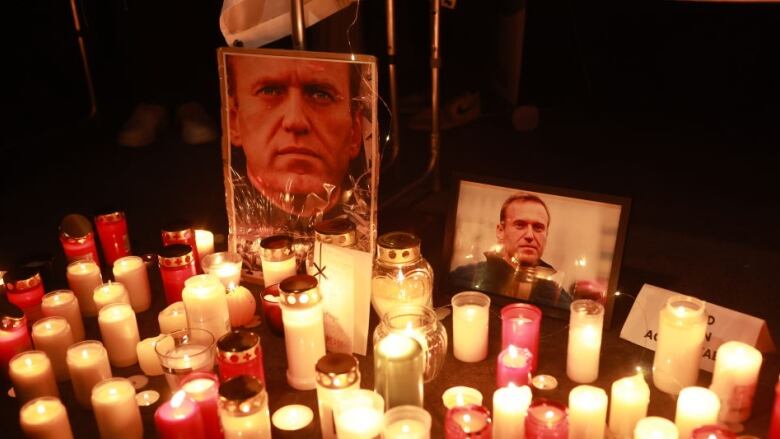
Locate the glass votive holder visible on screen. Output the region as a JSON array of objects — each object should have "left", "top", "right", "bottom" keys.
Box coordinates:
[
  {"left": 3, "top": 268, "right": 46, "bottom": 324},
  {"left": 155, "top": 328, "right": 216, "bottom": 390},
  {"left": 216, "top": 329, "right": 265, "bottom": 383},
  {"left": 525, "top": 399, "right": 568, "bottom": 439},
  {"left": 451, "top": 291, "right": 490, "bottom": 363},
  {"left": 501, "top": 303, "right": 542, "bottom": 371},
  {"left": 179, "top": 372, "right": 221, "bottom": 439},
  {"left": 158, "top": 244, "right": 198, "bottom": 304},
  {"left": 566, "top": 299, "right": 604, "bottom": 384},
  {"left": 496, "top": 345, "right": 532, "bottom": 388},
  {"left": 260, "top": 284, "right": 284, "bottom": 336},
  {"left": 94, "top": 210, "right": 131, "bottom": 267},
  {"left": 0, "top": 302, "right": 32, "bottom": 377},
  {"left": 272, "top": 404, "right": 316, "bottom": 437},
  {"left": 445, "top": 404, "right": 492, "bottom": 438},
  {"left": 383, "top": 405, "right": 432, "bottom": 439},
  {"left": 633, "top": 416, "right": 678, "bottom": 439},
  {"left": 59, "top": 214, "right": 100, "bottom": 266},
  {"left": 201, "top": 251, "right": 243, "bottom": 290},
  {"left": 334, "top": 389, "right": 385, "bottom": 439}
]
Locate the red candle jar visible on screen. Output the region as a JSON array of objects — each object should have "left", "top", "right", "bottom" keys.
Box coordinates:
[
  {"left": 162, "top": 221, "right": 201, "bottom": 273},
  {"left": 158, "top": 244, "right": 197, "bottom": 304},
  {"left": 180, "top": 372, "right": 223, "bottom": 439},
  {"left": 217, "top": 329, "right": 265, "bottom": 383},
  {"left": 445, "top": 404, "right": 492, "bottom": 439},
  {"left": 501, "top": 303, "right": 542, "bottom": 371},
  {"left": 154, "top": 390, "right": 206, "bottom": 439},
  {"left": 95, "top": 210, "right": 131, "bottom": 266},
  {"left": 260, "top": 284, "right": 284, "bottom": 336},
  {"left": 3, "top": 268, "right": 45, "bottom": 324},
  {"left": 691, "top": 425, "right": 737, "bottom": 438},
  {"left": 0, "top": 301, "right": 32, "bottom": 378},
  {"left": 525, "top": 399, "right": 568, "bottom": 439},
  {"left": 769, "top": 374, "right": 780, "bottom": 439},
  {"left": 496, "top": 345, "right": 532, "bottom": 388},
  {"left": 59, "top": 213, "right": 100, "bottom": 266}
]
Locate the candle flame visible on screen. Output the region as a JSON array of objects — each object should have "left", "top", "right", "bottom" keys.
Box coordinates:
[
  {"left": 109, "top": 388, "right": 118, "bottom": 396},
  {"left": 171, "top": 390, "right": 186, "bottom": 409},
  {"left": 82, "top": 349, "right": 90, "bottom": 359},
  {"left": 24, "top": 358, "right": 33, "bottom": 367},
  {"left": 462, "top": 413, "right": 472, "bottom": 432},
  {"left": 36, "top": 403, "right": 46, "bottom": 414},
  {"left": 544, "top": 410, "right": 554, "bottom": 420},
  {"left": 44, "top": 322, "right": 52, "bottom": 330},
  {"left": 240, "top": 402, "right": 252, "bottom": 414}
]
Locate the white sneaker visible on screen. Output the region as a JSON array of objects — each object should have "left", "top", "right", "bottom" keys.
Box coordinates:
[
  {"left": 118, "top": 104, "right": 169, "bottom": 147},
  {"left": 177, "top": 102, "right": 218, "bottom": 145}
]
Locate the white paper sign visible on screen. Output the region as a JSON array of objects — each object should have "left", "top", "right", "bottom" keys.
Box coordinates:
[{"left": 620, "top": 284, "right": 775, "bottom": 372}]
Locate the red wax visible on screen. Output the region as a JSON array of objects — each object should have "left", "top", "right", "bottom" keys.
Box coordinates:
[
  {"left": 95, "top": 213, "right": 131, "bottom": 266},
  {"left": 501, "top": 304, "right": 542, "bottom": 371},
  {"left": 769, "top": 375, "right": 780, "bottom": 439},
  {"left": 445, "top": 404, "right": 492, "bottom": 439},
  {"left": 160, "top": 264, "right": 197, "bottom": 304},
  {"left": 180, "top": 372, "right": 223, "bottom": 439},
  {"left": 60, "top": 232, "right": 101, "bottom": 266},
  {"left": 162, "top": 229, "right": 201, "bottom": 273},
  {"left": 572, "top": 280, "right": 607, "bottom": 304},
  {"left": 7, "top": 284, "right": 45, "bottom": 325},
  {"left": 496, "top": 346, "right": 532, "bottom": 388},
  {"left": 525, "top": 400, "right": 568, "bottom": 439},
  {"left": 260, "top": 284, "right": 284, "bottom": 336},
  {"left": 217, "top": 331, "right": 265, "bottom": 383},
  {"left": 691, "top": 425, "right": 737, "bottom": 438},
  {"left": 0, "top": 316, "right": 32, "bottom": 378},
  {"left": 154, "top": 391, "right": 206, "bottom": 439}
]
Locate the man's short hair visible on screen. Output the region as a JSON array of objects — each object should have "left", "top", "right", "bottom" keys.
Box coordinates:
[{"left": 499, "top": 192, "right": 551, "bottom": 226}]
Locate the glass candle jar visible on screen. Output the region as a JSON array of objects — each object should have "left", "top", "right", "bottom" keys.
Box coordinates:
[
  {"left": 709, "top": 341, "right": 763, "bottom": 424},
  {"left": 155, "top": 328, "right": 216, "bottom": 390},
  {"left": 316, "top": 353, "right": 361, "bottom": 439},
  {"left": 201, "top": 251, "right": 243, "bottom": 290},
  {"left": 445, "top": 404, "right": 492, "bottom": 439},
  {"left": 59, "top": 214, "right": 100, "bottom": 265},
  {"left": 496, "top": 345, "right": 532, "bottom": 388},
  {"left": 161, "top": 220, "right": 200, "bottom": 272},
  {"left": 279, "top": 275, "right": 326, "bottom": 390},
  {"left": 383, "top": 405, "right": 432, "bottom": 439},
  {"left": 260, "top": 284, "right": 284, "bottom": 336},
  {"left": 452, "top": 291, "right": 491, "bottom": 363},
  {"left": 334, "top": 389, "right": 385, "bottom": 439},
  {"left": 371, "top": 232, "right": 433, "bottom": 319},
  {"left": 180, "top": 372, "right": 221, "bottom": 439},
  {"left": 218, "top": 375, "right": 272, "bottom": 439},
  {"left": 0, "top": 302, "right": 31, "bottom": 378},
  {"left": 217, "top": 329, "right": 265, "bottom": 383},
  {"left": 182, "top": 274, "right": 231, "bottom": 342},
  {"left": 525, "top": 399, "right": 568, "bottom": 439},
  {"left": 566, "top": 299, "right": 604, "bottom": 384},
  {"left": 3, "top": 268, "right": 45, "bottom": 324},
  {"left": 158, "top": 244, "right": 198, "bottom": 304},
  {"left": 652, "top": 294, "right": 707, "bottom": 395},
  {"left": 374, "top": 333, "right": 424, "bottom": 409},
  {"left": 41, "top": 290, "right": 85, "bottom": 342},
  {"left": 94, "top": 210, "right": 131, "bottom": 266},
  {"left": 373, "top": 304, "right": 447, "bottom": 382},
  {"left": 259, "top": 235, "right": 297, "bottom": 288},
  {"left": 501, "top": 303, "right": 542, "bottom": 371}
]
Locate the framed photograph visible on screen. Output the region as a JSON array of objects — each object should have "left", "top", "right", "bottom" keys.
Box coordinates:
[
  {"left": 443, "top": 175, "right": 631, "bottom": 326},
  {"left": 217, "top": 47, "right": 379, "bottom": 282}
]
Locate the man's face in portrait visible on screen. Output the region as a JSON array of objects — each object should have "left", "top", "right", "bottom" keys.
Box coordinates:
[
  {"left": 496, "top": 200, "right": 549, "bottom": 267},
  {"left": 228, "top": 56, "right": 362, "bottom": 205}
]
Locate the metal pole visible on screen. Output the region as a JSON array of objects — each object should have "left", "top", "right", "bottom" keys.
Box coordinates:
[
  {"left": 69, "top": 0, "right": 97, "bottom": 118},
  {"left": 291, "top": 0, "right": 306, "bottom": 50},
  {"left": 382, "top": 0, "right": 400, "bottom": 170}
]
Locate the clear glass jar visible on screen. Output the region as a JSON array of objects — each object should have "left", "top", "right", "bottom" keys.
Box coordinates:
[
  {"left": 371, "top": 232, "right": 433, "bottom": 319},
  {"left": 373, "top": 304, "right": 447, "bottom": 383}
]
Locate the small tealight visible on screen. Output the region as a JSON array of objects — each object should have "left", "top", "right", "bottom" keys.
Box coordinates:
[
  {"left": 531, "top": 374, "right": 558, "bottom": 391},
  {"left": 135, "top": 390, "right": 160, "bottom": 407},
  {"left": 272, "top": 404, "right": 314, "bottom": 431},
  {"left": 442, "top": 386, "right": 483, "bottom": 410},
  {"left": 128, "top": 375, "right": 149, "bottom": 390}
]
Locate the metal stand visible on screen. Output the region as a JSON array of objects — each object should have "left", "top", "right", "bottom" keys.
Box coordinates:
[
  {"left": 291, "top": 0, "right": 306, "bottom": 49},
  {"left": 69, "top": 0, "right": 97, "bottom": 119},
  {"left": 382, "top": 0, "right": 401, "bottom": 171}
]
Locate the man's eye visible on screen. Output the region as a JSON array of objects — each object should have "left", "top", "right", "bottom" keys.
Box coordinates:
[
  {"left": 533, "top": 224, "right": 546, "bottom": 233},
  {"left": 256, "top": 85, "right": 284, "bottom": 96},
  {"left": 304, "top": 86, "right": 336, "bottom": 103}
]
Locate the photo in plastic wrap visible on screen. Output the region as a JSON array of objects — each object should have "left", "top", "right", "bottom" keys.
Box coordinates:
[
  {"left": 218, "top": 47, "right": 379, "bottom": 283},
  {"left": 442, "top": 176, "right": 630, "bottom": 326}
]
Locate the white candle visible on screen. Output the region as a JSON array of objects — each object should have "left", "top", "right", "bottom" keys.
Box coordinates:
[
  {"left": 675, "top": 386, "right": 720, "bottom": 439},
  {"left": 156, "top": 329, "right": 215, "bottom": 390},
  {"left": 136, "top": 334, "right": 173, "bottom": 376},
  {"left": 441, "top": 386, "right": 483, "bottom": 409},
  {"left": 92, "top": 281, "right": 130, "bottom": 312},
  {"left": 383, "top": 405, "right": 432, "bottom": 439},
  {"left": 279, "top": 276, "right": 326, "bottom": 390},
  {"left": 9, "top": 351, "right": 59, "bottom": 404},
  {"left": 451, "top": 292, "right": 490, "bottom": 362},
  {"left": 41, "top": 290, "right": 85, "bottom": 342},
  {"left": 91, "top": 378, "right": 143, "bottom": 439},
  {"left": 334, "top": 390, "right": 385, "bottom": 439},
  {"left": 709, "top": 341, "right": 763, "bottom": 424},
  {"left": 568, "top": 384, "right": 608, "bottom": 439},
  {"left": 272, "top": 404, "right": 314, "bottom": 431},
  {"left": 652, "top": 295, "right": 707, "bottom": 395},
  {"left": 98, "top": 303, "right": 140, "bottom": 367},
  {"left": 634, "top": 417, "right": 678, "bottom": 439},
  {"left": 31, "top": 316, "right": 74, "bottom": 381},
  {"left": 195, "top": 229, "right": 215, "bottom": 258},
  {"left": 609, "top": 372, "right": 650, "bottom": 438},
  {"left": 66, "top": 340, "right": 112, "bottom": 408},
  {"left": 158, "top": 301, "right": 188, "bottom": 334},
  {"left": 201, "top": 252, "right": 243, "bottom": 290},
  {"left": 316, "top": 353, "right": 361, "bottom": 439},
  {"left": 19, "top": 397, "right": 74, "bottom": 439},
  {"left": 182, "top": 274, "right": 230, "bottom": 341},
  {"left": 218, "top": 376, "right": 272, "bottom": 439},
  {"left": 112, "top": 256, "right": 152, "bottom": 312},
  {"left": 492, "top": 385, "right": 532, "bottom": 439},
  {"left": 566, "top": 300, "right": 604, "bottom": 383},
  {"left": 66, "top": 260, "right": 103, "bottom": 317}
]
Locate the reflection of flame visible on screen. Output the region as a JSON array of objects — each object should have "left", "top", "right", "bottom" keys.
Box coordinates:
[
  {"left": 489, "top": 244, "right": 503, "bottom": 254},
  {"left": 575, "top": 257, "right": 587, "bottom": 267}
]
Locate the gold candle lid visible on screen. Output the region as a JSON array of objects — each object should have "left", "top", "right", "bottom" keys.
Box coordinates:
[
  {"left": 95, "top": 210, "right": 125, "bottom": 223},
  {"left": 158, "top": 244, "right": 195, "bottom": 268},
  {"left": 217, "top": 330, "right": 261, "bottom": 363},
  {"left": 219, "top": 375, "right": 267, "bottom": 416},
  {"left": 3, "top": 268, "right": 42, "bottom": 292},
  {"left": 59, "top": 214, "right": 93, "bottom": 242},
  {"left": 259, "top": 235, "right": 294, "bottom": 261},
  {"left": 377, "top": 232, "right": 422, "bottom": 264},
  {"left": 279, "top": 275, "right": 320, "bottom": 308},
  {"left": 161, "top": 220, "right": 194, "bottom": 242},
  {"left": 316, "top": 353, "right": 360, "bottom": 389},
  {"left": 314, "top": 218, "right": 356, "bottom": 247},
  {"left": 0, "top": 300, "right": 25, "bottom": 330}
]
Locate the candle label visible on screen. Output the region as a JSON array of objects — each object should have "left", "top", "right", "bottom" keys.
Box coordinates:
[{"left": 218, "top": 345, "right": 260, "bottom": 363}]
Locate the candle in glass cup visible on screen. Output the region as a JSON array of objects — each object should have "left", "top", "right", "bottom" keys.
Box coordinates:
[
  {"left": 155, "top": 328, "right": 216, "bottom": 390},
  {"left": 383, "top": 405, "right": 432, "bottom": 439},
  {"left": 445, "top": 404, "right": 491, "bottom": 439},
  {"left": 31, "top": 316, "right": 73, "bottom": 381},
  {"left": 180, "top": 372, "right": 222, "bottom": 439},
  {"left": 501, "top": 303, "right": 542, "bottom": 371},
  {"left": 709, "top": 341, "right": 763, "bottom": 424},
  {"left": 279, "top": 275, "right": 326, "bottom": 390},
  {"left": 91, "top": 377, "right": 143, "bottom": 439},
  {"left": 568, "top": 385, "right": 608, "bottom": 439},
  {"left": 66, "top": 340, "right": 112, "bottom": 408},
  {"left": 608, "top": 371, "right": 650, "bottom": 438},
  {"left": 92, "top": 281, "right": 130, "bottom": 312},
  {"left": 492, "top": 385, "right": 532, "bottom": 439},
  {"left": 316, "top": 353, "right": 361, "bottom": 439},
  {"left": 633, "top": 417, "right": 678, "bottom": 439},
  {"left": 41, "top": 290, "right": 85, "bottom": 342},
  {"left": 496, "top": 345, "right": 532, "bottom": 388},
  {"left": 441, "top": 386, "right": 483, "bottom": 410},
  {"left": 334, "top": 389, "right": 385, "bottom": 439},
  {"left": 374, "top": 332, "right": 424, "bottom": 408},
  {"left": 201, "top": 251, "right": 243, "bottom": 290},
  {"left": 98, "top": 303, "right": 140, "bottom": 367},
  {"left": 272, "top": 404, "right": 315, "bottom": 436},
  {"left": 3, "top": 268, "right": 46, "bottom": 324},
  {"left": 112, "top": 256, "right": 152, "bottom": 312},
  {"left": 9, "top": 351, "right": 59, "bottom": 404},
  {"left": 159, "top": 244, "right": 198, "bottom": 304},
  {"left": 525, "top": 399, "right": 568, "bottom": 439},
  {"left": 218, "top": 375, "right": 272, "bottom": 439},
  {"left": 451, "top": 291, "right": 490, "bottom": 363},
  {"left": 95, "top": 210, "right": 131, "bottom": 266},
  {"left": 155, "top": 390, "right": 206, "bottom": 439},
  {"left": 259, "top": 235, "right": 297, "bottom": 288},
  {"left": 217, "top": 329, "right": 265, "bottom": 383},
  {"left": 182, "top": 274, "right": 230, "bottom": 341},
  {"left": 66, "top": 259, "right": 103, "bottom": 317},
  {"left": 0, "top": 302, "right": 32, "bottom": 377},
  {"left": 260, "top": 284, "right": 284, "bottom": 336},
  {"left": 136, "top": 335, "right": 173, "bottom": 376},
  {"left": 162, "top": 220, "right": 201, "bottom": 272},
  {"left": 675, "top": 386, "right": 720, "bottom": 439},
  {"left": 691, "top": 425, "right": 737, "bottom": 438},
  {"left": 19, "top": 396, "right": 74, "bottom": 439},
  {"left": 566, "top": 299, "right": 604, "bottom": 383},
  {"left": 60, "top": 213, "right": 101, "bottom": 265},
  {"left": 195, "top": 229, "right": 215, "bottom": 258},
  {"left": 158, "top": 301, "right": 188, "bottom": 334}
]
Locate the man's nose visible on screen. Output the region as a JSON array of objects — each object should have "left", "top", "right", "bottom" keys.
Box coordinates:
[{"left": 281, "top": 89, "right": 310, "bottom": 134}]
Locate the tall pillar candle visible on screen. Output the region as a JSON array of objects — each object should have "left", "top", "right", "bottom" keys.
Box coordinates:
[
  {"left": 652, "top": 294, "right": 707, "bottom": 395},
  {"left": 182, "top": 274, "right": 231, "bottom": 341},
  {"left": 634, "top": 417, "right": 678, "bottom": 439},
  {"left": 492, "top": 385, "right": 532, "bottom": 439},
  {"left": 98, "top": 303, "right": 140, "bottom": 367},
  {"left": 66, "top": 340, "right": 112, "bottom": 408},
  {"left": 19, "top": 397, "right": 74, "bottom": 439},
  {"left": 608, "top": 372, "right": 650, "bottom": 438},
  {"left": 136, "top": 335, "right": 172, "bottom": 376},
  {"left": 568, "top": 385, "right": 608, "bottom": 439},
  {"left": 41, "top": 290, "right": 85, "bottom": 342},
  {"left": 451, "top": 291, "right": 490, "bottom": 362},
  {"left": 158, "top": 301, "right": 188, "bottom": 334},
  {"left": 316, "top": 353, "right": 361, "bottom": 439},
  {"left": 180, "top": 372, "right": 222, "bottom": 439},
  {"left": 3, "top": 268, "right": 46, "bottom": 324},
  {"left": 218, "top": 375, "right": 272, "bottom": 439},
  {"left": 0, "top": 303, "right": 32, "bottom": 377},
  {"left": 524, "top": 400, "right": 568, "bottom": 439},
  {"left": 66, "top": 260, "right": 102, "bottom": 317},
  {"left": 334, "top": 389, "right": 385, "bottom": 439},
  {"left": 195, "top": 229, "right": 215, "bottom": 258},
  {"left": 259, "top": 235, "right": 297, "bottom": 287},
  {"left": 91, "top": 377, "right": 143, "bottom": 439},
  {"left": 675, "top": 386, "right": 720, "bottom": 439},
  {"left": 383, "top": 405, "right": 432, "bottom": 439},
  {"left": 31, "top": 316, "right": 74, "bottom": 381},
  {"left": 155, "top": 390, "right": 206, "bottom": 439},
  {"left": 92, "top": 281, "right": 130, "bottom": 312},
  {"left": 95, "top": 210, "right": 131, "bottom": 266},
  {"left": 113, "top": 256, "right": 152, "bottom": 312},
  {"left": 566, "top": 299, "right": 604, "bottom": 383},
  {"left": 374, "top": 333, "right": 424, "bottom": 408},
  {"left": 500, "top": 303, "right": 542, "bottom": 371},
  {"left": 496, "top": 345, "right": 532, "bottom": 388},
  {"left": 9, "top": 351, "right": 59, "bottom": 404},
  {"left": 279, "top": 275, "right": 326, "bottom": 390},
  {"left": 159, "top": 244, "right": 198, "bottom": 304},
  {"left": 709, "top": 341, "right": 763, "bottom": 424},
  {"left": 445, "top": 404, "right": 492, "bottom": 439}
]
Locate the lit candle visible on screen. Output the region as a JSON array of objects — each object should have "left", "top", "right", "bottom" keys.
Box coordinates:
[
  {"left": 217, "top": 329, "right": 265, "bottom": 383},
  {"left": 568, "top": 385, "right": 608, "bottom": 439},
  {"left": 316, "top": 353, "right": 361, "bottom": 439},
  {"left": 633, "top": 417, "right": 678, "bottom": 439},
  {"left": 161, "top": 221, "right": 201, "bottom": 272},
  {"left": 374, "top": 333, "right": 424, "bottom": 408},
  {"left": 496, "top": 345, "right": 532, "bottom": 388},
  {"left": 155, "top": 390, "right": 206, "bottom": 439},
  {"left": 195, "top": 229, "right": 215, "bottom": 258},
  {"left": 279, "top": 275, "right": 326, "bottom": 390},
  {"left": 92, "top": 281, "right": 130, "bottom": 312},
  {"left": 608, "top": 372, "right": 650, "bottom": 438},
  {"left": 155, "top": 328, "right": 215, "bottom": 390},
  {"left": 566, "top": 299, "right": 604, "bottom": 383},
  {"left": 201, "top": 251, "right": 243, "bottom": 290},
  {"left": 41, "top": 290, "right": 85, "bottom": 342},
  {"left": 652, "top": 294, "right": 707, "bottom": 395},
  {"left": 709, "top": 341, "right": 763, "bottom": 424},
  {"left": 66, "top": 260, "right": 103, "bottom": 317},
  {"left": 675, "top": 386, "right": 720, "bottom": 439},
  {"left": 0, "top": 303, "right": 32, "bottom": 377},
  {"left": 8, "top": 351, "right": 59, "bottom": 404},
  {"left": 136, "top": 334, "right": 172, "bottom": 376},
  {"left": 441, "top": 386, "right": 483, "bottom": 410},
  {"left": 66, "top": 340, "right": 112, "bottom": 408},
  {"left": 159, "top": 244, "right": 198, "bottom": 304},
  {"left": 272, "top": 404, "right": 314, "bottom": 434},
  {"left": 691, "top": 425, "right": 737, "bottom": 438},
  {"left": 524, "top": 400, "right": 568, "bottom": 439},
  {"left": 98, "top": 303, "right": 140, "bottom": 367},
  {"left": 444, "top": 404, "right": 492, "bottom": 438},
  {"left": 59, "top": 213, "right": 101, "bottom": 265},
  {"left": 91, "top": 377, "right": 143, "bottom": 439},
  {"left": 158, "top": 301, "right": 188, "bottom": 334},
  {"left": 182, "top": 274, "right": 231, "bottom": 342},
  {"left": 260, "top": 285, "right": 283, "bottom": 335},
  {"left": 94, "top": 210, "right": 131, "bottom": 267},
  {"left": 451, "top": 291, "right": 490, "bottom": 363},
  {"left": 259, "top": 235, "right": 297, "bottom": 288},
  {"left": 769, "top": 374, "right": 780, "bottom": 439},
  {"left": 112, "top": 256, "right": 152, "bottom": 312},
  {"left": 334, "top": 389, "right": 385, "bottom": 439},
  {"left": 383, "top": 405, "right": 432, "bottom": 439},
  {"left": 19, "top": 396, "right": 74, "bottom": 439},
  {"left": 31, "top": 316, "right": 74, "bottom": 381},
  {"left": 3, "top": 268, "right": 46, "bottom": 324},
  {"left": 180, "top": 372, "right": 222, "bottom": 439},
  {"left": 492, "top": 385, "right": 532, "bottom": 439},
  {"left": 500, "top": 303, "right": 542, "bottom": 371},
  {"left": 218, "top": 375, "right": 272, "bottom": 439}
]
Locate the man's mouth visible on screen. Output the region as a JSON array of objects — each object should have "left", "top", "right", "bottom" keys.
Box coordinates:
[{"left": 277, "top": 146, "right": 320, "bottom": 158}]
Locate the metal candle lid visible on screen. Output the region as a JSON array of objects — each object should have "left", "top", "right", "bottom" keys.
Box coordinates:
[
  {"left": 314, "top": 218, "right": 356, "bottom": 247},
  {"left": 316, "top": 353, "right": 360, "bottom": 389},
  {"left": 279, "top": 275, "right": 320, "bottom": 308},
  {"left": 158, "top": 244, "right": 195, "bottom": 268},
  {"left": 59, "top": 214, "right": 93, "bottom": 241},
  {"left": 95, "top": 210, "right": 125, "bottom": 223},
  {"left": 219, "top": 375, "right": 267, "bottom": 415},
  {"left": 217, "top": 330, "right": 261, "bottom": 363},
  {"left": 259, "top": 235, "right": 294, "bottom": 261},
  {"left": 0, "top": 300, "right": 25, "bottom": 330},
  {"left": 3, "top": 267, "right": 42, "bottom": 292},
  {"left": 377, "top": 232, "right": 422, "bottom": 264},
  {"left": 161, "top": 220, "right": 194, "bottom": 241}
]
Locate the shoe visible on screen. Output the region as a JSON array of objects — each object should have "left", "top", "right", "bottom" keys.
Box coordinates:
[
  {"left": 408, "top": 91, "right": 481, "bottom": 131},
  {"left": 118, "top": 104, "right": 169, "bottom": 147},
  {"left": 177, "top": 101, "right": 218, "bottom": 145}
]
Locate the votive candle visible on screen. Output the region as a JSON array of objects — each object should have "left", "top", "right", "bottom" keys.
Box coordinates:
[
  {"left": 60, "top": 213, "right": 100, "bottom": 265},
  {"left": 136, "top": 335, "right": 172, "bottom": 376},
  {"left": 112, "top": 256, "right": 152, "bottom": 312},
  {"left": 769, "top": 374, "right": 780, "bottom": 439},
  {"left": 374, "top": 333, "right": 424, "bottom": 408},
  {"left": 709, "top": 340, "right": 763, "bottom": 424},
  {"left": 155, "top": 390, "right": 206, "bottom": 439},
  {"left": 158, "top": 301, "right": 188, "bottom": 334},
  {"left": 94, "top": 210, "right": 131, "bottom": 266},
  {"left": 496, "top": 345, "right": 532, "bottom": 388},
  {"left": 492, "top": 385, "right": 532, "bottom": 439},
  {"left": 97, "top": 303, "right": 140, "bottom": 367},
  {"left": 451, "top": 291, "right": 490, "bottom": 362},
  {"left": 91, "top": 377, "right": 143, "bottom": 439},
  {"left": 19, "top": 396, "right": 74, "bottom": 439},
  {"left": 66, "top": 340, "right": 112, "bottom": 408},
  {"left": 444, "top": 404, "right": 491, "bottom": 439},
  {"left": 92, "top": 281, "right": 130, "bottom": 312},
  {"left": 500, "top": 303, "right": 542, "bottom": 371},
  {"left": 383, "top": 405, "right": 432, "bottom": 439},
  {"left": 182, "top": 274, "right": 231, "bottom": 341},
  {"left": 161, "top": 221, "right": 201, "bottom": 272},
  {"left": 217, "top": 329, "right": 265, "bottom": 383},
  {"left": 180, "top": 372, "right": 222, "bottom": 439},
  {"left": 691, "top": 425, "right": 737, "bottom": 438},
  {"left": 568, "top": 385, "right": 608, "bottom": 439},
  {"left": 279, "top": 275, "right": 326, "bottom": 390},
  {"left": 3, "top": 268, "right": 46, "bottom": 324},
  {"left": 316, "top": 353, "right": 361, "bottom": 439},
  {"left": 195, "top": 229, "right": 215, "bottom": 258},
  {"left": 41, "top": 290, "right": 85, "bottom": 342},
  {"left": 259, "top": 235, "right": 297, "bottom": 288},
  {"left": 31, "top": 316, "right": 73, "bottom": 381},
  {"left": 442, "top": 386, "right": 483, "bottom": 410},
  {"left": 9, "top": 351, "right": 59, "bottom": 404},
  {"left": 634, "top": 417, "right": 678, "bottom": 439},
  {"left": 334, "top": 389, "right": 385, "bottom": 439},
  {"left": 675, "top": 386, "right": 720, "bottom": 439},
  {"left": 218, "top": 375, "right": 272, "bottom": 439},
  {"left": 66, "top": 260, "right": 102, "bottom": 317},
  {"left": 159, "top": 244, "right": 198, "bottom": 304},
  {"left": 652, "top": 294, "right": 707, "bottom": 395},
  {"left": 525, "top": 399, "right": 568, "bottom": 439},
  {"left": 608, "top": 372, "right": 650, "bottom": 438},
  {"left": 0, "top": 303, "right": 32, "bottom": 377},
  {"left": 566, "top": 299, "right": 604, "bottom": 383}
]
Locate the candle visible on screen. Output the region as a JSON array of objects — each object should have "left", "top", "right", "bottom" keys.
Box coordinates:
[
  {"left": 31, "top": 316, "right": 74, "bottom": 381},
  {"left": 316, "top": 353, "right": 361, "bottom": 439},
  {"left": 91, "top": 377, "right": 143, "bottom": 439},
  {"left": 442, "top": 386, "right": 483, "bottom": 410},
  {"left": 60, "top": 213, "right": 101, "bottom": 265},
  {"left": 608, "top": 372, "right": 650, "bottom": 438},
  {"left": 525, "top": 400, "right": 568, "bottom": 439},
  {"left": 3, "top": 268, "right": 46, "bottom": 324},
  {"left": 182, "top": 274, "right": 231, "bottom": 341},
  {"left": 41, "top": 290, "right": 85, "bottom": 342},
  {"left": 770, "top": 374, "right": 780, "bottom": 439},
  {"left": 496, "top": 345, "right": 532, "bottom": 388},
  {"left": 568, "top": 385, "right": 608, "bottom": 439},
  {"left": 675, "top": 386, "right": 720, "bottom": 439},
  {"left": 95, "top": 210, "right": 131, "bottom": 266},
  {"left": 279, "top": 275, "right": 326, "bottom": 390},
  {"left": 218, "top": 375, "right": 272, "bottom": 439},
  {"left": 92, "top": 281, "right": 130, "bottom": 312},
  {"left": 531, "top": 374, "right": 558, "bottom": 391},
  {"left": 66, "top": 340, "right": 112, "bottom": 408},
  {"left": 195, "top": 229, "right": 215, "bottom": 258},
  {"left": 155, "top": 328, "right": 216, "bottom": 390},
  {"left": 634, "top": 417, "right": 678, "bottom": 439},
  {"left": 9, "top": 351, "right": 59, "bottom": 404},
  {"left": 334, "top": 389, "right": 385, "bottom": 439},
  {"left": 66, "top": 260, "right": 103, "bottom": 317},
  {"left": 451, "top": 291, "right": 490, "bottom": 362},
  {"left": 0, "top": 302, "right": 32, "bottom": 377},
  {"left": 500, "top": 303, "right": 542, "bottom": 371},
  {"left": 201, "top": 251, "right": 243, "bottom": 290},
  {"left": 260, "top": 284, "right": 284, "bottom": 335},
  {"left": 566, "top": 299, "right": 604, "bottom": 383},
  {"left": 162, "top": 220, "right": 201, "bottom": 272},
  {"left": 272, "top": 404, "right": 314, "bottom": 432},
  {"left": 113, "top": 256, "right": 152, "bottom": 312},
  {"left": 98, "top": 303, "right": 140, "bottom": 367},
  {"left": 383, "top": 405, "right": 432, "bottom": 439},
  {"left": 155, "top": 390, "right": 206, "bottom": 439},
  {"left": 180, "top": 372, "right": 222, "bottom": 439},
  {"left": 217, "top": 329, "right": 265, "bottom": 383},
  {"left": 691, "top": 425, "right": 737, "bottom": 438},
  {"left": 444, "top": 404, "right": 492, "bottom": 438},
  {"left": 159, "top": 244, "right": 199, "bottom": 304},
  {"left": 259, "top": 235, "right": 297, "bottom": 288},
  {"left": 158, "top": 301, "right": 188, "bottom": 334},
  {"left": 19, "top": 397, "right": 74, "bottom": 439},
  {"left": 374, "top": 333, "right": 425, "bottom": 408},
  {"left": 652, "top": 294, "right": 708, "bottom": 395},
  {"left": 709, "top": 341, "right": 763, "bottom": 424},
  {"left": 492, "top": 385, "right": 532, "bottom": 439},
  {"left": 136, "top": 334, "right": 173, "bottom": 376}
]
